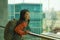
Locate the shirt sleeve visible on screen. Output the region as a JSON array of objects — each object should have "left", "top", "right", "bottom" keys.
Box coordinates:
[{"left": 15, "top": 22, "right": 27, "bottom": 36}]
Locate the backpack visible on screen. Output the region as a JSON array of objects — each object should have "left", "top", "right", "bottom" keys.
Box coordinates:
[
  {"left": 4, "top": 19, "right": 31, "bottom": 40},
  {"left": 4, "top": 19, "right": 17, "bottom": 40}
]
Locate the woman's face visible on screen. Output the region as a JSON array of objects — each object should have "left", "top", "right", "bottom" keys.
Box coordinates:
[{"left": 24, "top": 12, "right": 30, "bottom": 21}]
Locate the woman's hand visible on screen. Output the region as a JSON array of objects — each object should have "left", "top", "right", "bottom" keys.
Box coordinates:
[{"left": 25, "top": 30, "right": 30, "bottom": 34}]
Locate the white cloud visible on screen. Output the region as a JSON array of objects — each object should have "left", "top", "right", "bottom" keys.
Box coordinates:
[
  {"left": 8, "top": 0, "right": 23, "bottom": 4},
  {"left": 24, "top": 0, "right": 41, "bottom": 4},
  {"left": 49, "top": 0, "right": 60, "bottom": 11},
  {"left": 8, "top": 0, "right": 60, "bottom": 11}
]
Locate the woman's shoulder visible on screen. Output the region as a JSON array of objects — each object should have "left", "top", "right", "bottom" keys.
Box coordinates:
[{"left": 22, "top": 21, "right": 27, "bottom": 25}]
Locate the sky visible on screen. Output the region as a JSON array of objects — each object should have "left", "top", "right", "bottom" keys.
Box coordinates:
[{"left": 8, "top": 0, "right": 60, "bottom": 11}]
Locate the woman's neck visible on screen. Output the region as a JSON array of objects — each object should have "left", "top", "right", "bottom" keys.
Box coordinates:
[{"left": 25, "top": 19, "right": 28, "bottom": 22}]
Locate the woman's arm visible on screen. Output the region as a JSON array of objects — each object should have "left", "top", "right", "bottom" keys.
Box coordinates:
[{"left": 15, "top": 22, "right": 27, "bottom": 36}]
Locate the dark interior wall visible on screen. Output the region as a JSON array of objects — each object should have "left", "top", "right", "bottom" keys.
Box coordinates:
[{"left": 0, "top": 0, "right": 8, "bottom": 26}]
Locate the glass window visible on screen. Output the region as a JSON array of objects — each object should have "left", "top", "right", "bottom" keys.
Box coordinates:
[{"left": 8, "top": 0, "right": 60, "bottom": 40}]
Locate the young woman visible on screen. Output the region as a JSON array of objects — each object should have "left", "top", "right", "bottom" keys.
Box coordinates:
[{"left": 14, "top": 9, "right": 31, "bottom": 40}]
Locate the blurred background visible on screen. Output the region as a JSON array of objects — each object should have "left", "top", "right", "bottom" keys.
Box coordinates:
[{"left": 0, "top": 0, "right": 60, "bottom": 40}]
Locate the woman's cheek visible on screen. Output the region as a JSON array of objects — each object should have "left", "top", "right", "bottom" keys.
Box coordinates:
[{"left": 27, "top": 16, "right": 30, "bottom": 20}]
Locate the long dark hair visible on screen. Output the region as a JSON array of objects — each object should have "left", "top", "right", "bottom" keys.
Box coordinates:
[{"left": 16, "top": 9, "right": 30, "bottom": 26}]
